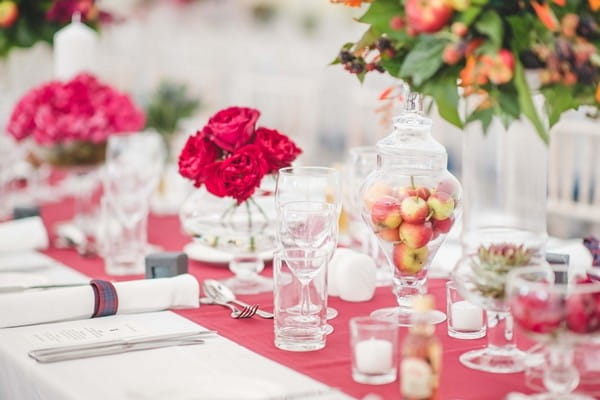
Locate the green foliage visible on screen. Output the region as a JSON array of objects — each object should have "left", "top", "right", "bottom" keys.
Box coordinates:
[
  {"left": 0, "top": 0, "right": 100, "bottom": 58},
  {"left": 398, "top": 35, "right": 447, "bottom": 86},
  {"left": 145, "top": 81, "right": 201, "bottom": 138},
  {"left": 334, "top": 0, "right": 600, "bottom": 144}
]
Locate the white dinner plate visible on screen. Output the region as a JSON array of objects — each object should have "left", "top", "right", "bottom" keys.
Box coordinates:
[
  {"left": 183, "top": 242, "right": 274, "bottom": 265},
  {"left": 0, "top": 273, "right": 50, "bottom": 288}
]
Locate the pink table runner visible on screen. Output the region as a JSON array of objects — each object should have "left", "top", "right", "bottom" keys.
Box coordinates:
[{"left": 40, "top": 200, "right": 533, "bottom": 400}]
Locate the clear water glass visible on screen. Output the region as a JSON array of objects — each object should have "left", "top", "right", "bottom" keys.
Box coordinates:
[
  {"left": 274, "top": 247, "right": 328, "bottom": 352},
  {"left": 275, "top": 166, "right": 341, "bottom": 321}
]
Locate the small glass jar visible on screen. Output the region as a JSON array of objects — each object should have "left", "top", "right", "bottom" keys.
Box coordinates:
[{"left": 360, "top": 93, "right": 462, "bottom": 326}]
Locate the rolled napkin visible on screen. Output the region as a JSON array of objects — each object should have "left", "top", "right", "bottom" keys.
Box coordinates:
[
  {"left": 0, "top": 274, "right": 199, "bottom": 328},
  {"left": 0, "top": 216, "right": 49, "bottom": 253},
  {"left": 329, "top": 248, "right": 377, "bottom": 302}
]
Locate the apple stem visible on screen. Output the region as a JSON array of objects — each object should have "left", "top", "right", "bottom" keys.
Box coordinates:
[
  {"left": 410, "top": 175, "right": 416, "bottom": 189},
  {"left": 426, "top": 209, "right": 434, "bottom": 221}
]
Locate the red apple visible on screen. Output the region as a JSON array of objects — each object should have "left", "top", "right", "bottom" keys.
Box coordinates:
[
  {"left": 398, "top": 186, "right": 430, "bottom": 201},
  {"left": 364, "top": 183, "right": 393, "bottom": 210},
  {"left": 0, "top": 1, "right": 18, "bottom": 28},
  {"left": 371, "top": 196, "right": 402, "bottom": 229},
  {"left": 393, "top": 243, "right": 429, "bottom": 275},
  {"left": 377, "top": 227, "right": 401, "bottom": 242},
  {"left": 399, "top": 221, "right": 433, "bottom": 249},
  {"left": 405, "top": 0, "right": 453, "bottom": 34},
  {"left": 427, "top": 192, "right": 455, "bottom": 221},
  {"left": 436, "top": 178, "right": 459, "bottom": 197},
  {"left": 400, "top": 196, "right": 429, "bottom": 224},
  {"left": 432, "top": 216, "right": 454, "bottom": 234}
]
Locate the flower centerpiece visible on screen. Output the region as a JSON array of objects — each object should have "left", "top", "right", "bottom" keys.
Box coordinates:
[
  {"left": 178, "top": 106, "right": 301, "bottom": 294},
  {"left": 0, "top": 0, "right": 109, "bottom": 57},
  {"left": 7, "top": 73, "right": 145, "bottom": 167},
  {"left": 330, "top": 0, "right": 600, "bottom": 143}
]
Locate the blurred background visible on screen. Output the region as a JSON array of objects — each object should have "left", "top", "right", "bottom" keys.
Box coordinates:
[{"left": 0, "top": 0, "right": 597, "bottom": 239}]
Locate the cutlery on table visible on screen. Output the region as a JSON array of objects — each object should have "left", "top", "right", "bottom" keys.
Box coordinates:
[
  {"left": 0, "top": 282, "right": 91, "bottom": 294},
  {"left": 203, "top": 280, "right": 273, "bottom": 319},
  {"left": 200, "top": 297, "right": 258, "bottom": 319},
  {"left": 29, "top": 331, "right": 216, "bottom": 363}
]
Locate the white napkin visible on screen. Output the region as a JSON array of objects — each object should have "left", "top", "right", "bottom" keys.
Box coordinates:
[
  {"left": 329, "top": 249, "right": 377, "bottom": 302},
  {"left": 0, "top": 217, "right": 49, "bottom": 254},
  {"left": 0, "top": 274, "right": 199, "bottom": 328}
]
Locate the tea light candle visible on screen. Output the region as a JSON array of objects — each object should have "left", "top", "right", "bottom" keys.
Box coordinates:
[
  {"left": 355, "top": 338, "right": 393, "bottom": 374},
  {"left": 451, "top": 300, "right": 484, "bottom": 331},
  {"left": 54, "top": 14, "right": 98, "bottom": 80}
]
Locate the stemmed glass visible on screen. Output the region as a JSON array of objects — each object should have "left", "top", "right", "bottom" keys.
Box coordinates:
[
  {"left": 275, "top": 166, "right": 342, "bottom": 321},
  {"left": 507, "top": 265, "right": 600, "bottom": 399}
]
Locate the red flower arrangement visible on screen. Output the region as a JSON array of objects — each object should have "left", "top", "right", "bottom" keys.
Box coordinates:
[
  {"left": 7, "top": 73, "right": 145, "bottom": 146},
  {"left": 178, "top": 107, "right": 302, "bottom": 204}
]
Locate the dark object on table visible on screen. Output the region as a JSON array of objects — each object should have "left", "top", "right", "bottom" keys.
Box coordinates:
[
  {"left": 583, "top": 236, "right": 600, "bottom": 266},
  {"left": 145, "top": 252, "right": 188, "bottom": 279},
  {"left": 13, "top": 206, "right": 40, "bottom": 220},
  {"left": 546, "top": 253, "right": 569, "bottom": 284}
]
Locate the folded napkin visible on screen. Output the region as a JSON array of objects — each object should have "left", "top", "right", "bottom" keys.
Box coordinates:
[
  {"left": 0, "top": 274, "right": 199, "bottom": 328},
  {"left": 328, "top": 248, "right": 376, "bottom": 302},
  {"left": 583, "top": 236, "right": 600, "bottom": 266},
  {"left": 0, "top": 217, "right": 49, "bottom": 254}
]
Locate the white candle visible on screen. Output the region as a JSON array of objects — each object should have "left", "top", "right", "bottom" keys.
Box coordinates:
[
  {"left": 355, "top": 338, "right": 393, "bottom": 374},
  {"left": 451, "top": 300, "right": 484, "bottom": 331},
  {"left": 54, "top": 15, "right": 98, "bottom": 80}
]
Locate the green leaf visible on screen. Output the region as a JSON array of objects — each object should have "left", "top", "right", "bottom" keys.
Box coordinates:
[
  {"left": 459, "top": 6, "right": 484, "bottom": 25},
  {"left": 421, "top": 71, "right": 463, "bottom": 128},
  {"left": 354, "top": 27, "right": 379, "bottom": 52},
  {"left": 399, "top": 36, "right": 447, "bottom": 86},
  {"left": 466, "top": 107, "right": 494, "bottom": 132},
  {"left": 474, "top": 10, "right": 503, "bottom": 50},
  {"left": 359, "top": 0, "right": 403, "bottom": 32},
  {"left": 541, "top": 85, "right": 578, "bottom": 127},
  {"left": 512, "top": 57, "right": 549, "bottom": 144},
  {"left": 380, "top": 57, "right": 403, "bottom": 78}
]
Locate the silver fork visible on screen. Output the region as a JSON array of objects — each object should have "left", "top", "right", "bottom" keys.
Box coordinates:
[
  {"left": 200, "top": 297, "right": 257, "bottom": 319},
  {"left": 235, "top": 304, "right": 258, "bottom": 319}
]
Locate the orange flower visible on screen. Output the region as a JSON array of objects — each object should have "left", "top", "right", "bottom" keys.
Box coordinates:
[
  {"left": 329, "top": 0, "right": 372, "bottom": 7},
  {"left": 531, "top": 1, "right": 559, "bottom": 31},
  {"left": 596, "top": 82, "right": 600, "bottom": 103},
  {"left": 460, "top": 56, "right": 488, "bottom": 89},
  {"left": 590, "top": 0, "right": 600, "bottom": 11},
  {"left": 552, "top": 0, "right": 566, "bottom": 5}
]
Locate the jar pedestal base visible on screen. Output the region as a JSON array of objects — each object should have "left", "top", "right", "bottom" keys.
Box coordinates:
[
  {"left": 459, "top": 347, "right": 526, "bottom": 374},
  {"left": 370, "top": 306, "right": 446, "bottom": 327}
]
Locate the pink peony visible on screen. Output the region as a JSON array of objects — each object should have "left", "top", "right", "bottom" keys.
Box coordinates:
[{"left": 7, "top": 73, "right": 145, "bottom": 146}]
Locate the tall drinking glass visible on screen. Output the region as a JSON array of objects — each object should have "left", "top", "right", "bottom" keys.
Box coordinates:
[
  {"left": 275, "top": 166, "right": 341, "bottom": 321},
  {"left": 102, "top": 132, "right": 166, "bottom": 275},
  {"left": 274, "top": 247, "right": 329, "bottom": 352}
]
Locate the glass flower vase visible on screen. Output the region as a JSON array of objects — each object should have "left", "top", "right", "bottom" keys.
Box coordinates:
[
  {"left": 34, "top": 141, "right": 106, "bottom": 237},
  {"left": 359, "top": 93, "right": 462, "bottom": 326},
  {"left": 179, "top": 186, "right": 277, "bottom": 294}
]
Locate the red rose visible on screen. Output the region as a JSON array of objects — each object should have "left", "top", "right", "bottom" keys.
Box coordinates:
[
  {"left": 178, "top": 130, "right": 221, "bottom": 187},
  {"left": 205, "top": 107, "right": 260, "bottom": 152},
  {"left": 204, "top": 144, "right": 268, "bottom": 203},
  {"left": 254, "top": 127, "right": 302, "bottom": 173}
]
